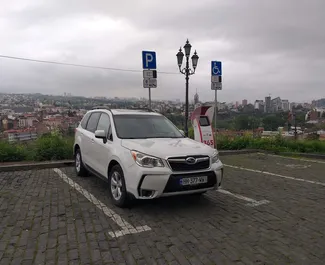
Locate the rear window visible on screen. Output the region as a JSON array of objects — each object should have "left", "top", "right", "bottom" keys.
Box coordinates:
[{"left": 80, "top": 112, "right": 91, "bottom": 129}]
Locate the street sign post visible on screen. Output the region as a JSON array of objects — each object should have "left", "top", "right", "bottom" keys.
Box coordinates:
[
  {"left": 143, "top": 70, "right": 157, "bottom": 79},
  {"left": 143, "top": 78, "right": 157, "bottom": 88},
  {"left": 211, "top": 82, "right": 222, "bottom": 90},
  {"left": 142, "top": 51, "right": 157, "bottom": 109},
  {"left": 211, "top": 61, "right": 222, "bottom": 148},
  {"left": 142, "top": 51, "right": 156, "bottom": 69}
]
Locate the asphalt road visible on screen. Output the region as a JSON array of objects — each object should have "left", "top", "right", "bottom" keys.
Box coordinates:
[{"left": 1, "top": 153, "right": 325, "bottom": 265}]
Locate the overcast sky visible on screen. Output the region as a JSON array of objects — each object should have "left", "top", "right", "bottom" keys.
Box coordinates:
[{"left": 0, "top": 0, "right": 324, "bottom": 103}]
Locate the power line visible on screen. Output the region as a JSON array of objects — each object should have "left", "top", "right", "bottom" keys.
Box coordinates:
[{"left": 0, "top": 54, "right": 179, "bottom": 75}]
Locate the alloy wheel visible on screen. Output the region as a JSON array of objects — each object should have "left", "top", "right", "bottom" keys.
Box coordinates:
[{"left": 110, "top": 171, "right": 123, "bottom": 201}]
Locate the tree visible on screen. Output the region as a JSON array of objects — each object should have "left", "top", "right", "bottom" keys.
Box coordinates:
[
  {"left": 262, "top": 115, "right": 285, "bottom": 131},
  {"left": 242, "top": 104, "right": 255, "bottom": 113},
  {"left": 232, "top": 115, "right": 251, "bottom": 130}
]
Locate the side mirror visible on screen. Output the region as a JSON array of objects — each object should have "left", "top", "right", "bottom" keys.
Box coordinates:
[
  {"left": 95, "top": 130, "right": 107, "bottom": 143},
  {"left": 179, "top": 129, "right": 185, "bottom": 136}
]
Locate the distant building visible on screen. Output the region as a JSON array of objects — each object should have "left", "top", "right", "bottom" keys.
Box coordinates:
[
  {"left": 255, "top": 100, "right": 264, "bottom": 111},
  {"left": 242, "top": 99, "right": 248, "bottom": 106},
  {"left": 265, "top": 96, "right": 271, "bottom": 113},
  {"left": 314, "top": 98, "right": 325, "bottom": 108},
  {"left": 305, "top": 108, "right": 325, "bottom": 122},
  {"left": 194, "top": 89, "right": 199, "bottom": 105},
  {"left": 281, "top": 100, "right": 290, "bottom": 111},
  {"left": 272, "top": 97, "right": 282, "bottom": 112},
  {"left": 4, "top": 129, "right": 37, "bottom": 143}
]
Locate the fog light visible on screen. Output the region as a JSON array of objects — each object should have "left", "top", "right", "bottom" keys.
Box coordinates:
[{"left": 140, "top": 189, "right": 154, "bottom": 197}]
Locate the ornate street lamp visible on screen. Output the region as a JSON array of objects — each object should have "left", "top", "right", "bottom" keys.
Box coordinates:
[{"left": 176, "top": 39, "right": 199, "bottom": 137}]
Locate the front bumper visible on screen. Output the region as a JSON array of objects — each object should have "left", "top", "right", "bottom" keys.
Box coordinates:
[{"left": 124, "top": 160, "right": 223, "bottom": 199}]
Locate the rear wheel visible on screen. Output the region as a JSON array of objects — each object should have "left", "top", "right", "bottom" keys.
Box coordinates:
[
  {"left": 75, "top": 149, "right": 88, "bottom": 177},
  {"left": 108, "top": 164, "right": 130, "bottom": 208}
]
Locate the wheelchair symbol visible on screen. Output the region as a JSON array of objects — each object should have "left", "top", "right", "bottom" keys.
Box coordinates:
[{"left": 212, "top": 62, "right": 221, "bottom": 75}]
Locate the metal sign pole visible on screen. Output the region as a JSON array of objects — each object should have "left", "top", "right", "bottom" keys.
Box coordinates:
[
  {"left": 214, "top": 89, "right": 217, "bottom": 148},
  {"left": 148, "top": 86, "right": 151, "bottom": 109}
]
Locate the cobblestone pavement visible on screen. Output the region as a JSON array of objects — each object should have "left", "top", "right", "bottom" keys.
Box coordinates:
[{"left": 0, "top": 153, "right": 325, "bottom": 265}]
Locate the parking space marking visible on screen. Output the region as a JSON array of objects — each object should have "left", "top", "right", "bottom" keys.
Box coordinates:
[
  {"left": 53, "top": 168, "right": 151, "bottom": 238},
  {"left": 218, "top": 188, "right": 270, "bottom": 207},
  {"left": 257, "top": 152, "right": 325, "bottom": 164},
  {"left": 224, "top": 164, "right": 325, "bottom": 187}
]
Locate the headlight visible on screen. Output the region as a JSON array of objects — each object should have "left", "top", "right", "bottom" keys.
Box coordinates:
[
  {"left": 130, "top": 151, "right": 164, "bottom": 168},
  {"left": 211, "top": 151, "right": 220, "bottom": 164}
]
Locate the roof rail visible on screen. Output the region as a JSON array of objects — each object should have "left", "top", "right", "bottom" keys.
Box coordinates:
[
  {"left": 128, "top": 108, "right": 156, "bottom": 112},
  {"left": 92, "top": 106, "right": 111, "bottom": 110}
]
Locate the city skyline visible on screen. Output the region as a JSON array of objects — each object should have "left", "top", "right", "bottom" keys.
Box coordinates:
[{"left": 1, "top": 91, "right": 324, "bottom": 106}]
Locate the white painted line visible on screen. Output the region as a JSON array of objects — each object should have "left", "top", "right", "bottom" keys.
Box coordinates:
[
  {"left": 257, "top": 152, "right": 325, "bottom": 164},
  {"left": 53, "top": 168, "right": 151, "bottom": 238},
  {"left": 217, "top": 188, "right": 270, "bottom": 207},
  {"left": 224, "top": 164, "right": 325, "bottom": 187}
]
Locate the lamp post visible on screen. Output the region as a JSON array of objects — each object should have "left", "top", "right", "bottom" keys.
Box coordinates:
[{"left": 176, "top": 39, "right": 199, "bottom": 137}]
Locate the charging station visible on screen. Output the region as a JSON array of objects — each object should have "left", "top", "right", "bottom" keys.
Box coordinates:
[{"left": 190, "top": 105, "right": 215, "bottom": 147}]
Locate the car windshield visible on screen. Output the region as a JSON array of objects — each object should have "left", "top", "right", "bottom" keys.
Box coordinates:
[{"left": 113, "top": 114, "right": 184, "bottom": 139}]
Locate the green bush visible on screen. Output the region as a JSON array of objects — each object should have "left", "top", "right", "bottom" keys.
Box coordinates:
[
  {"left": 33, "top": 134, "right": 74, "bottom": 161},
  {"left": 0, "top": 141, "right": 28, "bottom": 162},
  {"left": 0, "top": 134, "right": 74, "bottom": 163}
]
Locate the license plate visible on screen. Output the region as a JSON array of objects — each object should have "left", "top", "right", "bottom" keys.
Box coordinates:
[{"left": 180, "top": 176, "right": 208, "bottom": 186}]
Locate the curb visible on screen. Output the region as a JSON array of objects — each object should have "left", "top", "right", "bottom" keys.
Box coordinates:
[
  {"left": 219, "top": 149, "right": 259, "bottom": 156},
  {"left": 0, "top": 160, "right": 74, "bottom": 172}
]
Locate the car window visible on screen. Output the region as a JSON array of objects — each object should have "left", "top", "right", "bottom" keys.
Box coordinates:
[
  {"left": 96, "top": 113, "right": 111, "bottom": 135},
  {"left": 80, "top": 112, "right": 91, "bottom": 129},
  {"left": 86, "top": 112, "right": 101, "bottom": 133}
]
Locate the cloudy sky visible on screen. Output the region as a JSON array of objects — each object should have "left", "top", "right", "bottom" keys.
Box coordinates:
[{"left": 0, "top": 0, "right": 324, "bottom": 103}]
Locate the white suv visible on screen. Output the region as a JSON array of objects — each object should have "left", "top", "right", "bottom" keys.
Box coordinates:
[{"left": 73, "top": 108, "right": 223, "bottom": 207}]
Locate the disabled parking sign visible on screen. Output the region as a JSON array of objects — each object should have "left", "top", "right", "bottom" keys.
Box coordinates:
[{"left": 211, "top": 61, "right": 222, "bottom": 76}]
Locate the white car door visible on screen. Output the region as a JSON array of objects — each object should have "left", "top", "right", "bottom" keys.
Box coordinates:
[
  {"left": 83, "top": 112, "right": 101, "bottom": 169},
  {"left": 76, "top": 112, "right": 91, "bottom": 164},
  {"left": 92, "top": 113, "right": 113, "bottom": 178}
]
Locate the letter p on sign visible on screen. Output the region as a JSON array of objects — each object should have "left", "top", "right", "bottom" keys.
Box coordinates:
[{"left": 142, "top": 51, "right": 156, "bottom": 69}]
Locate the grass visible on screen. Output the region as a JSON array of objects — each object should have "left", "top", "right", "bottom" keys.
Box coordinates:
[{"left": 0, "top": 132, "right": 324, "bottom": 163}]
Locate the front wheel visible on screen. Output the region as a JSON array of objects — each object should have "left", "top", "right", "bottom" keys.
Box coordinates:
[{"left": 108, "top": 165, "right": 130, "bottom": 208}]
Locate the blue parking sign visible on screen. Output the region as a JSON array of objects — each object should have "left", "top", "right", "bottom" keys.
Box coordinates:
[
  {"left": 211, "top": 61, "right": 222, "bottom": 76},
  {"left": 142, "top": 51, "right": 156, "bottom": 69}
]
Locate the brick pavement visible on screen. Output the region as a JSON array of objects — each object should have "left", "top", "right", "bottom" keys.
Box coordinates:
[{"left": 0, "top": 153, "right": 325, "bottom": 264}]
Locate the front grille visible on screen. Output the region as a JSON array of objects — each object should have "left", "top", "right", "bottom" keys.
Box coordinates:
[
  {"left": 168, "top": 155, "right": 210, "bottom": 172},
  {"left": 163, "top": 171, "right": 217, "bottom": 193}
]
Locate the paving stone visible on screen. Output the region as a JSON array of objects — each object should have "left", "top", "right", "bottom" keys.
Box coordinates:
[{"left": 0, "top": 159, "right": 325, "bottom": 264}]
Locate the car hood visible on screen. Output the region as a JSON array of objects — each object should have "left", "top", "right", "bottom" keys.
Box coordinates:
[{"left": 121, "top": 137, "right": 216, "bottom": 158}]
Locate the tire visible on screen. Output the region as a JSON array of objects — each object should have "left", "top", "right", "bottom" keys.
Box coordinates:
[
  {"left": 75, "top": 149, "right": 88, "bottom": 177},
  {"left": 108, "top": 164, "right": 130, "bottom": 208}
]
